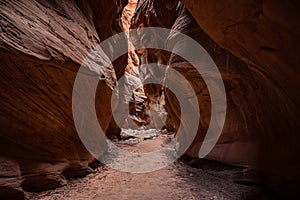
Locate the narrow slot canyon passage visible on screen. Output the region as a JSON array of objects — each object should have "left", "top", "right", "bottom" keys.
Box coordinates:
[{"left": 0, "top": 0, "right": 299, "bottom": 200}]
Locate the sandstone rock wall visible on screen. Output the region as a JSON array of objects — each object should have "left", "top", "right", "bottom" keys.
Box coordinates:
[
  {"left": 180, "top": 0, "right": 300, "bottom": 192},
  {"left": 130, "top": 0, "right": 300, "bottom": 192},
  {"left": 122, "top": 0, "right": 139, "bottom": 76},
  {"left": 131, "top": 0, "right": 256, "bottom": 163},
  {"left": 1, "top": 0, "right": 299, "bottom": 197},
  {"left": 131, "top": 0, "right": 181, "bottom": 131},
  {"left": 89, "top": 0, "right": 129, "bottom": 140},
  {"left": 0, "top": 0, "right": 127, "bottom": 197}
]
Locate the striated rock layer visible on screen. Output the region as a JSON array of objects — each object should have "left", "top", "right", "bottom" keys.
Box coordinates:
[
  {"left": 131, "top": 0, "right": 300, "bottom": 193},
  {"left": 0, "top": 0, "right": 127, "bottom": 197},
  {"left": 1, "top": 0, "right": 299, "bottom": 197},
  {"left": 180, "top": 0, "right": 300, "bottom": 192},
  {"left": 131, "top": 0, "right": 256, "bottom": 164},
  {"left": 131, "top": 0, "right": 180, "bottom": 131}
]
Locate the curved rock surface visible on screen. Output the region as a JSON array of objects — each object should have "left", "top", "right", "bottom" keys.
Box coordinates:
[
  {"left": 131, "top": 0, "right": 181, "bottom": 131},
  {"left": 131, "top": 0, "right": 300, "bottom": 193},
  {"left": 0, "top": 0, "right": 126, "bottom": 197},
  {"left": 122, "top": 0, "right": 139, "bottom": 76},
  {"left": 1, "top": 0, "right": 300, "bottom": 197},
  {"left": 180, "top": 0, "right": 300, "bottom": 192}
]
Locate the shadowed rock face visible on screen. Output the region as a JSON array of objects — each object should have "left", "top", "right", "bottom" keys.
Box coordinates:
[
  {"left": 131, "top": 0, "right": 257, "bottom": 163},
  {"left": 0, "top": 0, "right": 127, "bottom": 197},
  {"left": 89, "top": 0, "right": 128, "bottom": 140},
  {"left": 180, "top": 0, "right": 300, "bottom": 192},
  {"left": 131, "top": 0, "right": 300, "bottom": 193}
]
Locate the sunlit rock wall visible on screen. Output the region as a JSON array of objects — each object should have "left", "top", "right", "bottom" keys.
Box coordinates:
[{"left": 131, "top": 0, "right": 181, "bottom": 131}]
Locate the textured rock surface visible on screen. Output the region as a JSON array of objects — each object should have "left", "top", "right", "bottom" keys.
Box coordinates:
[
  {"left": 122, "top": 0, "right": 139, "bottom": 76},
  {"left": 180, "top": 0, "right": 300, "bottom": 192},
  {"left": 0, "top": 157, "right": 25, "bottom": 199},
  {"left": 0, "top": 0, "right": 126, "bottom": 196},
  {"left": 91, "top": 0, "right": 128, "bottom": 140},
  {"left": 131, "top": 0, "right": 255, "bottom": 165},
  {"left": 1, "top": 0, "right": 300, "bottom": 197},
  {"left": 131, "top": 0, "right": 180, "bottom": 131},
  {"left": 130, "top": 0, "right": 300, "bottom": 193}
]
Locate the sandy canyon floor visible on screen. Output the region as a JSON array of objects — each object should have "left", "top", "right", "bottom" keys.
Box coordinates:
[{"left": 28, "top": 130, "right": 274, "bottom": 200}]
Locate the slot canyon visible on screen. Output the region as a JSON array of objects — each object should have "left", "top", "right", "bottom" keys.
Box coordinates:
[{"left": 0, "top": 0, "right": 299, "bottom": 199}]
